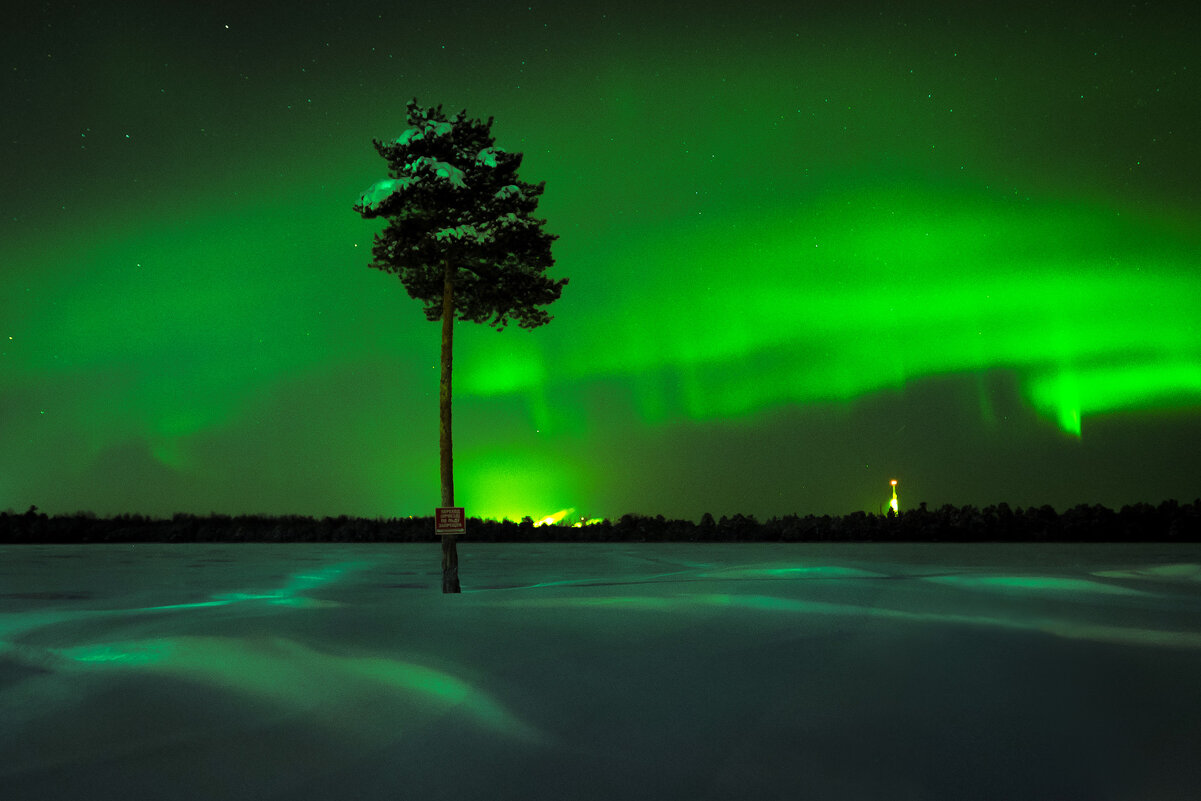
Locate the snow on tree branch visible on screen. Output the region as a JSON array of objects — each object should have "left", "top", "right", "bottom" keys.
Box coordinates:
[
  {"left": 396, "top": 119, "right": 453, "bottom": 145},
  {"left": 405, "top": 156, "right": 467, "bottom": 188},
  {"left": 475, "top": 147, "right": 504, "bottom": 168},
  {"left": 357, "top": 177, "right": 413, "bottom": 212}
]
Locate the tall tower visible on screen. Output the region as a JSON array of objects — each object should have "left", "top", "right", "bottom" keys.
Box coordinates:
[{"left": 888, "top": 479, "right": 899, "bottom": 515}]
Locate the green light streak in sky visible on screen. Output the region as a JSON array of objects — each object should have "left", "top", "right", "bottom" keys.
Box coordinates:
[
  {"left": 5, "top": 201, "right": 350, "bottom": 463},
  {"left": 537, "top": 188, "right": 1199, "bottom": 437},
  {"left": 1027, "top": 360, "right": 1201, "bottom": 438},
  {"left": 2, "top": 2, "right": 1198, "bottom": 518},
  {"left": 5, "top": 165, "right": 1198, "bottom": 517}
]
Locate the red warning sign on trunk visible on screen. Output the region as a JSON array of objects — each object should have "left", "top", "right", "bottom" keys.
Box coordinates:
[{"left": 435, "top": 507, "right": 466, "bottom": 535}]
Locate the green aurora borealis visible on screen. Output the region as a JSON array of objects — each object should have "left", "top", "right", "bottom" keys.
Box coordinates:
[{"left": 3, "top": 1, "right": 1199, "bottom": 521}]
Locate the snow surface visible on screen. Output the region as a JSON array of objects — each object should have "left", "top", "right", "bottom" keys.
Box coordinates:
[{"left": 3, "top": 542, "right": 1201, "bottom": 800}]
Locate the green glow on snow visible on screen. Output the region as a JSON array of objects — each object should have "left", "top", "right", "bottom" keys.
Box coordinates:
[
  {"left": 496, "top": 591, "right": 1201, "bottom": 649},
  {"left": 51, "top": 635, "right": 542, "bottom": 741},
  {"left": 142, "top": 562, "right": 355, "bottom": 611},
  {"left": 923, "top": 574, "right": 1148, "bottom": 596}
]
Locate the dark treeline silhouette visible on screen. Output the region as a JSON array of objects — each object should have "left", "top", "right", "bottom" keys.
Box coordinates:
[{"left": 2, "top": 500, "right": 1198, "bottom": 544}]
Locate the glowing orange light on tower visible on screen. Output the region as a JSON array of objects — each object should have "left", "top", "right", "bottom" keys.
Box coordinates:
[{"left": 889, "top": 480, "right": 899, "bottom": 515}]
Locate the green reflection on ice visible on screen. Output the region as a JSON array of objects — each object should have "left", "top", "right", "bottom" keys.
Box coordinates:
[
  {"left": 493, "top": 588, "right": 1201, "bottom": 650},
  {"left": 51, "top": 635, "right": 541, "bottom": 742},
  {"left": 144, "top": 561, "right": 356, "bottom": 612},
  {"left": 695, "top": 565, "right": 886, "bottom": 580},
  {"left": 923, "top": 574, "right": 1147, "bottom": 596},
  {"left": 1094, "top": 563, "right": 1201, "bottom": 582},
  {"left": 55, "top": 640, "right": 172, "bottom": 665}
]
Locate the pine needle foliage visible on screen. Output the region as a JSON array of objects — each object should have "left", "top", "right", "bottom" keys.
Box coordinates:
[{"left": 354, "top": 100, "right": 566, "bottom": 329}]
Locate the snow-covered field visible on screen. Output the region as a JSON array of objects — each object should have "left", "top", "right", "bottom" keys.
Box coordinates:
[{"left": 3, "top": 542, "right": 1201, "bottom": 800}]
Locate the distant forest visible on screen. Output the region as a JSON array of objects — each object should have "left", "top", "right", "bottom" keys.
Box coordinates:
[{"left": 2, "top": 500, "right": 1198, "bottom": 543}]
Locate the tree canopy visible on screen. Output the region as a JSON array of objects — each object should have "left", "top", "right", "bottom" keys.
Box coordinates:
[{"left": 353, "top": 100, "right": 566, "bottom": 330}]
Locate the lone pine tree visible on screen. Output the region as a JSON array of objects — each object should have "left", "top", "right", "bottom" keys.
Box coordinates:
[{"left": 354, "top": 100, "right": 566, "bottom": 593}]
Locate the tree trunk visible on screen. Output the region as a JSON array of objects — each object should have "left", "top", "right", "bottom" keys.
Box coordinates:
[{"left": 440, "top": 258, "right": 461, "bottom": 593}]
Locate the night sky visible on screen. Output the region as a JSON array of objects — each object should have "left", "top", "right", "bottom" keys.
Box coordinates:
[{"left": 4, "top": 1, "right": 1199, "bottom": 522}]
